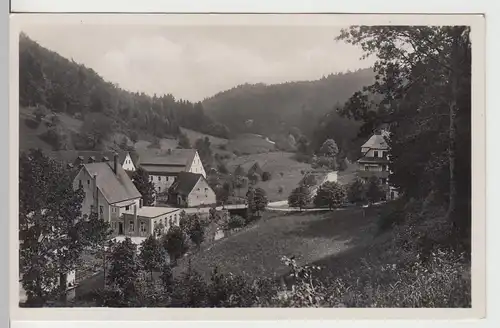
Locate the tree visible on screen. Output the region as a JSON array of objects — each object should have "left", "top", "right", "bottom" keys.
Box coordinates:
[
  {"left": 159, "top": 262, "right": 173, "bottom": 293},
  {"left": 107, "top": 237, "right": 141, "bottom": 294},
  {"left": 19, "top": 149, "right": 109, "bottom": 306},
  {"left": 162, "top": 226, "right": 189, "bottom": 266},
  {"left": 366, "top": 176, "right": 386, "bottom": 205},
  {"left": 296, "top": 135, "right": 310, "bottom": 155},
  {"left": 319, "top": 139, "right": 339, "bottom": 158},
  {"left": 186, "top": 216, "right": 205, "bottom": 250},
  {"left": 313, "top": 181, "right": 347, "bottom": 210},
  {"left": 131, "top": 167, "right": 156, "bottom": 206},
  {"left": 288, "top": 186, "right": 311, "bottom": 211},
  {"left": 251, "top": 187, "right": 268, "bottom": 217},
  {"left": 337, "top": 26, "right": 471, "bottom": 239},
  {"left": 261, "top": 171, "right": 272, "bottom": 181},
  {"left": 171, "top": 261, "right": 208, "bottom": 307},
  {"left": 80, "top": 113, "right": 114, "bottom": 149},
  {"left": 139, "top": 236, "right": 165, "bottom": 280},
  {"left": 347, "top": 179, "right": 368, "bottom": 205},
  {"left": 177, "top": 132, "right": 191, "bottom": 149}
]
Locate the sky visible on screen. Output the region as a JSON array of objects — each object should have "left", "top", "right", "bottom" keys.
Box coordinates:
[{"left": 21, "top": 24, "right": 375, "bottom": 102}]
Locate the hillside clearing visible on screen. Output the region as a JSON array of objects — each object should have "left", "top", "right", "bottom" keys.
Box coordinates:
[{"left": 225, "top": 152, "right": 313, "bottom": 201}]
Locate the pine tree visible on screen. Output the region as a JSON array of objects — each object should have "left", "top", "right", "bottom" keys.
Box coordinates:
[{"left": 131, "top": 167, "right": 156, "bottom": 206}]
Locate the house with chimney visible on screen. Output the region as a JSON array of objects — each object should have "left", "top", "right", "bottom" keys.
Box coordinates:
[
  {"left": 356, "top": 129, "right": 399, "bottom": 200},
  {"left": 167, "top": 172, "right": 216, "bottom": 208},
  {"left": 72, "top": 154, "right": 142, "bottom": 232},
  {"left": 138, "top": 149, "right": 206, "bottom": 195},
  {"left": 51, "top": 150, "right": 137, "bottom": 172}
]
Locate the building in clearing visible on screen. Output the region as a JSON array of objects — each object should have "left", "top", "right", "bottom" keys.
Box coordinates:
[
  {"left": 168, "top": 172, "right": 216, "bottom": 208},
  {"left": 356, "top": 129, "right": 399, "bottom": 200},
  {"left": 138, "top": 149, "right": 206, "bottom": 196}
]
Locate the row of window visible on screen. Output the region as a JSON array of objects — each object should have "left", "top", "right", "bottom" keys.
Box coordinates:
[
  {"left": 364, "top": 165, "right": 388, "bottom": 171},
  {"left": 372, "top": 150, "right": 387, "bottom": 158},
  {"left": 151, "top": 175, "right": 171, "bottom": 182}
]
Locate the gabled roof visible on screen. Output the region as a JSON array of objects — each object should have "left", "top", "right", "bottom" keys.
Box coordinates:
[
  {"left": 138, "top": 149, "right": 197, "bottom": 167},
  {"left": 169, "top": 172, "right": 204, "bottom": 196},
  {"left": 361, "top": 131, "right": 390, "bottom": 150},
  {"left": 81, "top": 162, "right": 141, "bottom": 204},
  {"left": 49, "top": 150, "right": 130, "bottom": 167}
]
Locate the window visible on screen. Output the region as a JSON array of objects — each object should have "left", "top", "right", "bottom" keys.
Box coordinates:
[
  {"left": 166, "top": 177, "right": 169, "bottom": 181},
  {"left": 158, "top": 187, "right": 161, "bottom": 192},
  {"left": 78, "top": 180, "right": 82, "bottom": 188},
  {"left": 158, "top": 176, "right": 161, "bottom": 181},
  {"left": 373, "top": 151, "right": 379, "bottom": 158},
  {"left": 125, "top": 205, "right": 130, "bottom": 211},
  {"left": 150, "top": 176, "right": 153, "bottom": 181},
  {"left": 205, "top": 188, "right": 208, "bottom": 192},
  {"left": 87, "top": 180, "right": 90, "bottom": 185},
  {"left": 382, "top": 151, "right": 386, "bottom": 158},
  {"left": 365, "top": 166, "right": 369, "bottom": 171},
  {"left": 129, "top": 220, "right": 134, "bottom": 232},
  {"left": 99, "top": 206, "right": 103, "bottom": 214},
  {"left": 140, "top": 222, "right": 146, "bottom": 233}
]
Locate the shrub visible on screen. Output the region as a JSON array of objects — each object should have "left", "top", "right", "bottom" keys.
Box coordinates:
[
  {"left": 226, "top": 215, "right": 245, "bottom": 230},
  {"left": 261, "top": 171, "right": 272, "bottom": 181},
  {"left": 377, "top": 198, "right": 407, "bottom": 232},
  {"left": 278, "top": 186, "right": 284, "bottom": 194},
  {"left": 294, "top": 153, "right": 312, "bottom": 163},
  {"left": 39, "top": 127, "right": 67, "bottom": 150},
  {"left": 218, "top": 144, "right": 227, "bottom": 150},
  {"left": 24, "top": 118, "right": 40, "bottom": 129},
  {"left": 313, "top": 181, "right": 347, "bottom": 209}
]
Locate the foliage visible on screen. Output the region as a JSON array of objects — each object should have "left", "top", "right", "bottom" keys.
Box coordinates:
[
  {"left": 347, "top": 179, "right": 368, "bottom": 205},
  {"left": 107, "top": 238, "right": 141, "bottom": 292},
  {"left": 170, "top": 261, "right": 208, "bottom": 307},
  {"left": 194, "top": 137, "right": 213, "bottom": 169},
  {"left": 251, "top": 187, "right": 269, "bottom": 217},
  {"left": 261, "top": 171, "right": 272, "bottom": 181},
  {"left": 207, "top": 267, "right": 257, "bottom": 307},
  {"left": 162, "top": 226, "right": 189, "bottom": 265},
  {"left": 217, "top": 163, "right": 229, "bottom": 174},
  {"left": 313, "top": 181, "right": 347, "bottom": 209},
  {"left": 185, "top": 214, "right": 206, "bottom": 249},
  {"left": 80, "top": 113, "right": 115, "bottom": 150},
  {"left": 39, "top": 125, "right": 68, "bottom": 150},
  {"left": 19, "top": 149, "right": 109, "bottom": 306},
  {"left": 139, "top": 236, "right": 165, "bottom": 279},
  {"left": 131, "top": 167, "right": 156, "bottom": 206},
  {"left": 300, "top": 173, "right": 317, "bottom": 188},
  {"left": 336, "top": 26, "right": 471, "bottom": 241},
  {"left": 159, "top": 262, "right": 174, "bottom": 293},
  {"left": 234, "top": 165, "right": 246, "bottom": 177},
  {"left": 226, "top": 215, "right": 246, "bottom": 230},
  {"left": 177, "top": 132, "right": 191, "bottom": 149},
  {"left": 288, "top": 186, "right": 311, "bottom": 210},
  {"left": 311, "top": 155, "right": 337, "bottom": 170},
  {"left": 202, "top": 70, "right": 373, "bottom": 156},
  {"left": 318, "top": 139, "right": 339, "bottom": 157},
  {"left": 366, "top": 176, "right": 386, "bottom": 204},
  {"left": 19, "top": 34, "right": 228, "bottom": 141}
]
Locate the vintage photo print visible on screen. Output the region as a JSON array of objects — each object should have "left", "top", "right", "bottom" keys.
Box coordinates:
[{"left": 9, "top": 13, "right": 486, "bottom": 320}]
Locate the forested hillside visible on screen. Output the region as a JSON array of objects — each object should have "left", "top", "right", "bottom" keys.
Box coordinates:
[
  {"left": 202, "top": 69, "right": 375, "bottom": 155},
  {"left": 19, "top": 33, "right": 230, "bottom": 147}
]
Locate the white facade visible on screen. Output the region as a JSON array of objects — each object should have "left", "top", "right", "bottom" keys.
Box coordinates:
[
  {"left": 122, "top": 153, "right": 136, "bottom": 171},
  {"left": 189, "top": 152, "right": 206, "bottom": 178}
]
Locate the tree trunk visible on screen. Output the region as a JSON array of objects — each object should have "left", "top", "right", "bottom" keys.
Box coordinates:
[
  {"left": 447, "top": 33, "right": 459, "bottom": 233},
  {"left": 58, "top": 272, "right": 67, "bottom": 304}
]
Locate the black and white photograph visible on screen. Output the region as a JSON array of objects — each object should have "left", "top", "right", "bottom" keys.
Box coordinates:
[{"left": 12, "top": 14, "right": 483, "bottom": 313}]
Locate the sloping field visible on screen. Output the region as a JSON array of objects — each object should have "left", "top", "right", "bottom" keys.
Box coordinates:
[{"left": 226, "top": 152, "right": 313, "bottom": 201}]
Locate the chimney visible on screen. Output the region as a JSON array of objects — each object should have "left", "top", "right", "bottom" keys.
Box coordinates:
[{"left": 113, "top": 152, "right": 118, "bottom": 174}]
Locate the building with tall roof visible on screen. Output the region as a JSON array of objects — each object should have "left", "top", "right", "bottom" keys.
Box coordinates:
[
  {"left": 167, "top": 172, "right": 216, "bottom": 208},
  {"left": 356, "top": 129, "right": 399, "bottom": 200},
  {"left": 72, "top": 154, "right": 143, "bottom": 232},
  {"left": 50, "top": 150, "right": 137, "bottom": 172},
  {"left": 138, "top": 149, "right": 206, "bottom": 195}
]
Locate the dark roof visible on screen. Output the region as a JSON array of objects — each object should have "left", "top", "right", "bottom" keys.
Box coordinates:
[
  {"left": 137, "top": 149, "right": 196, "bottom": 167},
  {"left": 82, "top": 162, "right": 141, "bottom": 204},
  {"left": 357, "top": 156, "right": 390, "bottom": 164},
  {"left": 140, "top": 164, "right": 185, "bottom": 175},
  {"left": 49, "top": 150, "right": 130, "bottom": 167},
  {"left": 169, "top": 172, "right": 203, "bottom": 196}
]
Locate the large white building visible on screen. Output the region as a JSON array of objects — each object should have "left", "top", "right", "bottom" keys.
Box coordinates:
[{"left": 138, "top": 149, "right": 206, "bottom": 195}]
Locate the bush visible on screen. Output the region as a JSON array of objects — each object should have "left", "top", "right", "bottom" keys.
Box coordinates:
[
  {"left": 261, "top": 171, "right": 272, "bottom": 181},
  {"left": 377, "top": 198, "right": 407, "bottom": 232},
  {"left": 218, "top": 144, "right": 227, "bottom": 150},
  {"left": 24, "top": 118, "right": 40, "bottom": 129},
  {"left": 39, "top": 127, "right": 67, "bottom": 150},
  {"left": 293, "top": 153, "right": 312, "bottom": 163},
  {"left": 226, "top": 215, "right": 245, "bottom": 230}
]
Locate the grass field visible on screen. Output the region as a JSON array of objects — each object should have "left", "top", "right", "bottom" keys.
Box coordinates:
[
  {"left": 225, "top": 133, "right": 277, "bottom": 155},
  {"left": 173, "top": 206, "right": 384, "bottom": 281},
  {"left": 225, "top": 151, "right": 313, "bottom": 201}
]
